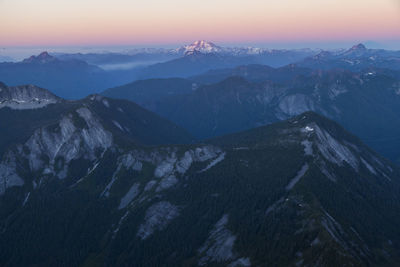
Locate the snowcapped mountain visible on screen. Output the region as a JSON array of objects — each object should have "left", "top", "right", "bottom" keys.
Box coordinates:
[
  {"left": 174, "top": 40, "right": 320, "bottom": 56},
  {"left": 178, "top": 40, "right": 223, "bottom": 55},
  {"left": 114, "top": 40, "right": 319, "bottom": 57}
]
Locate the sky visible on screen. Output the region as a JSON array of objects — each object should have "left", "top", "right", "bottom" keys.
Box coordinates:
[{"left": 0, "top": 0, "right": 399, "bottom": 49}]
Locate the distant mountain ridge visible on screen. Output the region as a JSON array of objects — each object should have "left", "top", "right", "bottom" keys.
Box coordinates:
[
  {"left": 0, "top": 52, "right": 111, "bottom": 99},
  {"left": 0, "top": 42, "right": 320, "bottom": 98},
  {"left": 22, "top": 51, "right": 59, "bottom": 64},
  {"left": 297, "top": 43, "right": 400, "bottom": 71},
  {"left": 103, "top": 65, "right": 400, "bottom": 164},
  {"left": 6, "top": 42, "right": 397, "bottom": 100}
]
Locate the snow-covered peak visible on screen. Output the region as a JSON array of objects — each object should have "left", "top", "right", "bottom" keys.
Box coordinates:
[
  {"left": 0, "top": 84, "right": 61, "bottom": 109},
  {"left": 180, "top": 40, "right": 223, "bottom": 54}
]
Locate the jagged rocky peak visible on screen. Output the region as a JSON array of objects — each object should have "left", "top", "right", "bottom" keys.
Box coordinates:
[
  {"left": 0, "top": 84, "right": 61, "bottom": 109},
  {"left": 22, "top": 51, "right": 58, "bottom": 64},
  {"left": 340, "top": 43, "right": 368, "bottom": 57}
]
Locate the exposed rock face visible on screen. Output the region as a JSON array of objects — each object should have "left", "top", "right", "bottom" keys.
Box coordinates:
[
  {"left": 137, "top": 201, "right": 180, "bottom": 240},
  {"left": 118, "top": 183, "right": 140, "bottom": 210},
  {"left": 278, "top": 94, "right": 316, "bottom": 116},
  {"left": 0, "top": 151, "right": 24, "bottom": 195},
  {"left": 0, "top": 84, "right": 61, "bottom": 109},
  {"left": 198, "top": 214, "right": 250, "bottom": 266},
  {"left": 24, "top": 107, "right": 112, "bottom": 178},
  {"left": 0, "top": 106, "right": 113, "bottom": 194},
  {"left": 101, "top": 145, "right": 225, "bottom": 200}
]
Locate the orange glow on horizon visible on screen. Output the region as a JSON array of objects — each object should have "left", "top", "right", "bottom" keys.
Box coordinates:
[{"left": 0, "top": 0, "right": 399, "bottom": 46}]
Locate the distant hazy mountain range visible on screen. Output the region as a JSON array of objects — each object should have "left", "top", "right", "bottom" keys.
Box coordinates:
[
  {"left": 2, "top": 84, "right": 400, "bottom": 266},
  {"left": 135, "top": 41, "right": 319, "bottom": 79},
  {"left": 54, "top": 40, "right": 320, "bottom": 66},
  {"left": 2, "top": 41, "right": 399, "bottom": 100},
  {"left": 297, "top": 43, "right": 400, "bottom": 71},
  {"left": 0, "top": 55, "right": 14, "bottom": 62},
  {"left": 0, "top": 52, "right": 123, "bottom": 99},
  {"left": 0, "top": 41, "right": 321, "bottom": 99}
]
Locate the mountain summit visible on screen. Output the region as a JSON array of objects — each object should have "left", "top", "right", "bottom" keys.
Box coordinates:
[
  {"left": 22, "top": 51, "right": 58, "bottom": 64},
  {"left": 340, "top": 43, "right": 368, "bottom": 57},
  {"left": 180, "top": 40, "right": 222, "bottom": 54},
  {"left": 349, "top": 43, "right": 367, "bottom": 50}
]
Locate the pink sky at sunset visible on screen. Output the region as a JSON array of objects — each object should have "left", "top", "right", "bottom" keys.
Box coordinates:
[{"left": 0, "top": 0, "right": 399, "bottom": 47}]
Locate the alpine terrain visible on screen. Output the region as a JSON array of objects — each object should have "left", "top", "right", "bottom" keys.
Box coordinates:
[
  {"left": 103, "top": 60, "right": 400, "bottom": 164},
  {"left": 1, "top": 83, "right": 400, "bottom": 266}
]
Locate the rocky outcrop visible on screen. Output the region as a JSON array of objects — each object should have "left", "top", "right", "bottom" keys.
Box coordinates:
[{"left": 0, "top": 84, "right": 61, "bottom": 109}]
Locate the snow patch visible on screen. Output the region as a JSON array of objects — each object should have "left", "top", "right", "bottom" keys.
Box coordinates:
[{"left": 302, "top": 126, "right": 314, "bottom": 133}]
